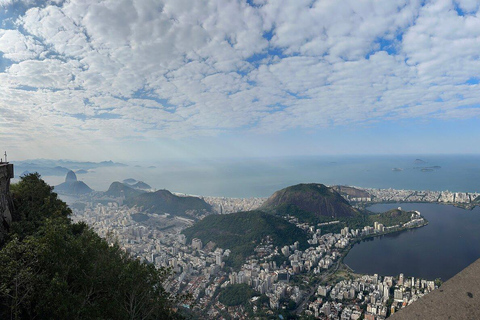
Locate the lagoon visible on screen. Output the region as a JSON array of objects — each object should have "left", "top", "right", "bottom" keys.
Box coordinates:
[{"left": 343, "top": 203, "right": 480, "bottom": 281}]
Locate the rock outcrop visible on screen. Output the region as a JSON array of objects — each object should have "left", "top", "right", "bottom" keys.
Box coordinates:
[
  {"left": 65, "top": 170, "right": 77, "bottom": 182},
  {"left": 54, "top": 170, "right": 92, "bottom": 195},
  {"left": 0, "top": 163, "right": 14, "bottom": 242}
]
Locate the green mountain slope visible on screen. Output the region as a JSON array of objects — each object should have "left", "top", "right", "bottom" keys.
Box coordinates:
[
  {"left": 260, "top": 183, "right": 358, "bottom": 223},
  {"left": 182, "top": 210, "right": 308, "bottom": 268},
  {"left": 125, "top": 189, "right": 212, "bottom": 218},
  {"left": 368, "top": 208, "right": 414, "bottom": 226}
]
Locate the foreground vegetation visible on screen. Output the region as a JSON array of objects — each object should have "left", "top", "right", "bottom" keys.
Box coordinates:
[
  {"left": 218, "top": 284, "right": 259, "bottom": 306},
  {"left": 0, "top": 173, "right": 186, "bottom": 320}
]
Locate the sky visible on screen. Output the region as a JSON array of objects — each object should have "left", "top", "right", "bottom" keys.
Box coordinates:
[{"left": 1, "top": 0, "right": 480, "bottom": 162}]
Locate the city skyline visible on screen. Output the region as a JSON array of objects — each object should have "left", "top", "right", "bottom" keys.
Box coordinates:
[{"left": 1, "top": 0, "right": 480, "bottom": 161}]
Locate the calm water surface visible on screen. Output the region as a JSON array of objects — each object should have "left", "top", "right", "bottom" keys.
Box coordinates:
[
  {"left": 344, "top": 203, "right": 480, "bottom": 281},
  {"left": 28, "top": 154, "right": 480, "bottom": 197}
]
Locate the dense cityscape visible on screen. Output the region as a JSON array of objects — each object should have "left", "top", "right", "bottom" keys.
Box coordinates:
[
  {"left": 63, "top": 185, "right": 472, "bottom": 319},
  {"left": 2, "top": 0, "right": 480, "bottom": 318}
]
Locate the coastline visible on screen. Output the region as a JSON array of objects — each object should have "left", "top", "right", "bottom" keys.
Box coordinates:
[
  {"left": 339, "top": 218, "right": 429, "bottom": 274},
  {"left": 201, "top": 185, "right": 480, "bottom": 214}
]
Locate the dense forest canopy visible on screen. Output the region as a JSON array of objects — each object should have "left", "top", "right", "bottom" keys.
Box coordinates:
[
  {"left": 0, "top": 173, "right": 186, "bottom": 320},
  {"left": 182, "top": 210, "right": 308, "bottom": 269}
]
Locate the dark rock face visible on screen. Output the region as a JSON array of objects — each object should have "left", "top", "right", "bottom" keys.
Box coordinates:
[
  {"left": 0, "top": 164, "right": 14, "bottom": 242},
  {"left": 261, "top": 183, "right": 358, "bottom": 219},
  {"left": 55, "top": 170, "right": 92, "bottom": 195},
  {"left": 55, "top": 181, "right": 92, "bottom": 195},
  {"left": 65, "top": 170, "right": 77, "bottom": 182}
]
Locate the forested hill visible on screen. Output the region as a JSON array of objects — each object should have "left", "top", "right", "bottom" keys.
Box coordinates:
[
  {"left": 0, "top": 173, "right": 186, "bottom": 319},
  {"left": 260, "top": 183, "right": 359, "bottom": 223},
  {"left": 125, "top": 189, "right": 212, "bottom": 218},
  {"left": 182, "top": 210, "right": 308, "bottom": 268}
]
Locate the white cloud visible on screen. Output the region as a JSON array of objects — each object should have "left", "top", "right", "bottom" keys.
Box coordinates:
[
  {"left": 0, "top": 29, "right": 44, "bottom": 61},
  {"left": 1, "top": 0, "right": 480, "bottom": 159}
]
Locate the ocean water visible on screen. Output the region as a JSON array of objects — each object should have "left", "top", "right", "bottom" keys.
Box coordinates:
[{"left": 37, "top": 154, "right": 480, "bottom": 197}]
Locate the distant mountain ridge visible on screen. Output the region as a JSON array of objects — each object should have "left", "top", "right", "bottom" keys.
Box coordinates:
[
  {"left": 13, "top": 159, "right": 127, "bottom": 177},
  {"left": 121, "top": 179, "right": 151, "bottom": 190},
  {"left": 132, "top": 181, "right": 152, "bottom": 190},
  {"left": 125, "top": 189, "right": 212, "bottom": 218},
  {"left": 105, "top": 182, "right": 143, "bottom": 199}
]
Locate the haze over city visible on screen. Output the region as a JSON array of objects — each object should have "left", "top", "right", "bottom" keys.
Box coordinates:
[{"left": 1, "top": 0, "right": 480, "bottom": 161}]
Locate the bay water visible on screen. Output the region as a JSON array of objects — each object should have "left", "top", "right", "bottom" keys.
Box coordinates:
[{"left": 344, "top": 203, "right": 480, "bottom": 281}]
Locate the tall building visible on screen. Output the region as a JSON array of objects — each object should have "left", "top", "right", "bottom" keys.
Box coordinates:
[
  {"left": 192, "top": 238, "right": 203, "bottom": 250},
  {"left": 215, "top": 252, "right": 222, "bottom": 265},
  {"left": 178, "top": 234, "right": 187, "bottom": 245},
  {"left": 394, "top": 289, "right": 403, "bottom": 302}
]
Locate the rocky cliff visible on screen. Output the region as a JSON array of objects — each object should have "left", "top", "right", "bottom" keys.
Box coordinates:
[{"left": 0, "top": 163, "right": 14, "bottom": 242}]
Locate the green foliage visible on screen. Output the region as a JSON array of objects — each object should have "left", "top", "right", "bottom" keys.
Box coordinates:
[
  {"left": 256, "top": 294, "right": 270, "bottom": 307},
  {"left": 218, "top": 284, "right": 258, "bottom": 306},
  {"left": 316, "top": 209, "right": 414, "bottom": 234},
  {"left": 286, "top": 299, "right": 297, "bottom": 310},
  {"left": 273, "top": 204, "right": 334, "bottom": 225},
  {"left": 0, "top": 173, "right": 185, "bottom": 320},
  {"left": 131, "top": 213, "right": 150, "bottom": 222},
  {"left": 260, "top": 184, "right": 414, "bottom": 235},
  {"left": 260, "top": 183, "right": 358, "bottom": 219},
  {"left": 183, "top": 211, "right": 308, "bottom": 269},
  {"left": 10, "top": 172, "right": 71, "bottom": 238},
  {"left": 319, "top": 222, "right": 345, "bottom": 234},
  {"left": 367, "top": 209, "right": 413, "bottom": 227},
  {"left": 268, "top": 254, "right": 289, "bottom": 268}
]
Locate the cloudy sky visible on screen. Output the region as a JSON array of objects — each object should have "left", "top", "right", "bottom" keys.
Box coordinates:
[{"left": 1, "top": 0, "right": 480, "bottom": 161}]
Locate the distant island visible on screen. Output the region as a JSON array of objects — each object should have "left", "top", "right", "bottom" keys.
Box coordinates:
[{"left": 413, "top": 158, "right": 427, "bottom": 164}]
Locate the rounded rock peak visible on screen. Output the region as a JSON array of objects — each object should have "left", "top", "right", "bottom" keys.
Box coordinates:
[{"left": 65, "top": 170, "right": 77, "bottom": 182}]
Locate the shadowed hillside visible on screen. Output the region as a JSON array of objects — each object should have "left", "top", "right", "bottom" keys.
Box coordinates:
[
  {"left": 125, "top": 189, "right": 212, "bottom": 218},
  {"left": 105, "top": 181, "right": 144, "bottom": 199},
  {"left": 260, "top": 183, "right": 358, "bottom": 222}
]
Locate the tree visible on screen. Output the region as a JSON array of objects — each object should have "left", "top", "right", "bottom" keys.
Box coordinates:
[
  {"left": 9, "top": 173, "right": 71, "bottom": 239},
  {"left": 0, "top": 173, "right": 187, "bottom": 319}
]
